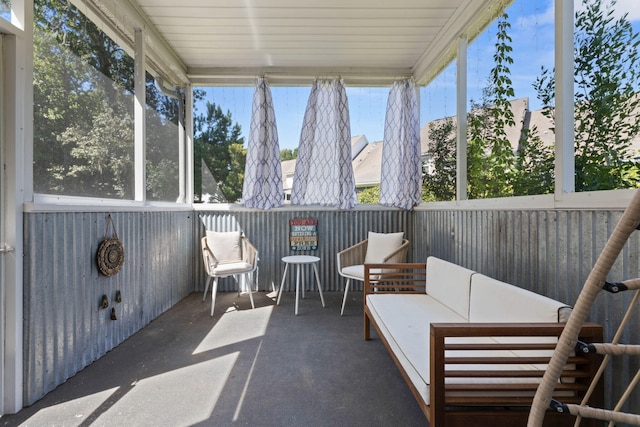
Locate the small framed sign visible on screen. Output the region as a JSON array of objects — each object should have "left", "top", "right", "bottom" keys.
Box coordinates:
[{"left": 289, "top": 218, "right": 318, "bottom": 251}]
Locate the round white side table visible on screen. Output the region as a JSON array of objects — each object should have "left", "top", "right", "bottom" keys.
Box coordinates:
[{"left": 277, "top": 255, "right": 325, "bottom": 315}]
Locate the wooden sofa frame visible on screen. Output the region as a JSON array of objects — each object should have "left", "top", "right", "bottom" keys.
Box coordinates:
[{"left": 363, "top": 263, "right": 604, "bottom": 427}]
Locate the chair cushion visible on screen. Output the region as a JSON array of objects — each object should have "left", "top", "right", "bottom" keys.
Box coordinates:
[
  {"left": 340, "top": 265, "right": 387, "bottom": 280},
  {"left": 212, "top": 261, "right": 253, "bottom": 276},
  {"left": 206, "top": 230, "right": 242, "bottom": 263},
  {"left": 364, "top": 231, "right": 404, "bottom": 263}
]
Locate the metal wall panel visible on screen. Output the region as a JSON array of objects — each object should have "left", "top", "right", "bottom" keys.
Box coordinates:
[
  {"left": 414, "top": 208, "right": 640, "bottom": 412},
  {"left": 23, "top": 211, "right": 198, "bottom": 405},
  {"left": 22, "top": 206, "right": 640, "bottom": 414},
  {"left": 197, "top": 209, "right": 413, "bottom": 293}
]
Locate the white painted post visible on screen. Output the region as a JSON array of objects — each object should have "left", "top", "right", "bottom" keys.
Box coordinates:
[
  {"left": 134, "top": 28, "right": 146, "bottom": 202},
  {"left": 555, "top": 0, "right": 575, "bottom": 197},
  {"left": 456, "top": 36, "right": 468, "bottom": 201}
]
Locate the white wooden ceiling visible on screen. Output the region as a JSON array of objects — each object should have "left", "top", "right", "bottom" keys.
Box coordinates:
[{"left": 108, "top": 0, "right": 507, "bottom": 85}]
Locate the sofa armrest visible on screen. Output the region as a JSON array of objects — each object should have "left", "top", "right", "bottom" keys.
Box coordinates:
[
  {"left": 429, "top": 322, "right": 603, "bottom": 426},
  {"left": 363, "top": 262, "right": 427, "bottom": 297}
]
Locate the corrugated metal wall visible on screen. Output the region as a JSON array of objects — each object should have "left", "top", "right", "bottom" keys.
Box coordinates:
[
  {"left": 197, "top": 209, "right": 413, "bottom": 292},
  {"left": 414, "top": 208, "right": 640, "bottom": 413},
  {"left": 23, "top": 211, "right": 198, "bottom": 405},
  {"left": 22, "top": 206, "right": 640, "bottom": 414}
]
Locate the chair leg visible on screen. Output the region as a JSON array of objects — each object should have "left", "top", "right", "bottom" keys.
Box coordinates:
[
  {"left": 247, "top": 272, "right": 255, "bottom": 309},
  {"left": 203, "top": 276, "right": 212, "bottom": 301},
  {"left": 210, "top": 277, "right": 219, "bottom": 316},
  {"left": 341, "top": 278, "right": 351, "bottom": 316}
]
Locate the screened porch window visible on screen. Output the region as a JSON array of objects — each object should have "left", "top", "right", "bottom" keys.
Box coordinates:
[
  {"left": 0, "top": 0, "right": 10, "bottom": 22},
  {"left": 33, "top": 0, "right": 135, "bottom": 199},
  {"left": 146, "top": 73, "right": 180, "bottom": 202}
]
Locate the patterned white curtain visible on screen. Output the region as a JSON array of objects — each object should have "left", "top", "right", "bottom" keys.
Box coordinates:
[
  {"left": 241, "top": 77, "right": 283, "bottom": 209},
  {"left": 291, "top": 79, "right": 357, "bottom": 209},
  {"left": 380, "top": 79, "right": 422, "bottom": 210}
]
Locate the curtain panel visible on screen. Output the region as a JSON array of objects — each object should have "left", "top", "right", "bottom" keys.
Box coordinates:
[
  {"left": 241, "top": 77, "right": 284, "bottom": 209},
  {"left": 291, "top": 79, "right": 357, "bottom": 209},
  {"left": 380, "top": 79, "right": 422, "bottom": 210}
]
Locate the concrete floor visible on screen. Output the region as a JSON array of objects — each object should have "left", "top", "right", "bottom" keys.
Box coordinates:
[{"left": 1, "top": 290, "right": 427, "bottom": 427}]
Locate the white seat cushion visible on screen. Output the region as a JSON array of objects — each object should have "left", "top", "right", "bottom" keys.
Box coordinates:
[
  {"left": 366, "top": 294, "right": 467, "bottom": 404},
  {"left": 212, "top": 261, "right": 253, "bottom": 276},
  {"left": 206, "top": 230, "right": 242, "bottom": 263},
  {"left": 340, "top": 265, "right": 387, "bottom": 280},
  {"left": 341, "top": 265, "right": 364, "bottom": 279}
]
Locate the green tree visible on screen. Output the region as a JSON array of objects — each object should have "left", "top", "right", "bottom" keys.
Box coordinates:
[
  {"left": 33, "top": 0, "right": 136, "bottom": 197},
  {"left": 34, "top": 0, "right": 185, "bottom": 200},
  {"left": 535, "top": 0, "right": 640, "bottom": 191},
  {"left": 280, "top": 148, "right": 298, "bottom": 161},
  {"left": 423, "top": 118, "right": 456, "bottom": 201},
  {"left": 512, "top": 126, "right": 555, "bottom": 195},
  {"left": 467, "top": 14, "right": 517, "bottom": 199},
  {"left": 194, "top": 102, "right": 246, "bottom": 202},
  {"left": 146, "top": 75, "right": 181, "bottom": 202},
  {"left": 357, "top": 185, "right": 380, "bottom": 204}
]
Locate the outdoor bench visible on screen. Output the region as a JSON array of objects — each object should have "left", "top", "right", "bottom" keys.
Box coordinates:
[{"left": 363, "top": 256, "right": 603, "bottom": 427}]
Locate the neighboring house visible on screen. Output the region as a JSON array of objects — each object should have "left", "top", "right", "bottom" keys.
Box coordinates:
[
  {"left": 281, "top": 96, "right": 640, "bottom": 197},
  {"left": 282, "top": 135, "right": 370, "bottom": 200}
]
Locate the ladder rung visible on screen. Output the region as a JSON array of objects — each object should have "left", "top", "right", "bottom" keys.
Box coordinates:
[
  {"left": 557, "top": 402, "right": 640, "bottom": 425},
  {"left": 589, "top": 343, "right": 640, "bottom": 356}
]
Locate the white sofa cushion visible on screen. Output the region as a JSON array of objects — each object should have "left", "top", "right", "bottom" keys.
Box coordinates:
[
  {"left": 366, "top": 294, "right": 467, "bottom": 404},
  {"left": 364, "top": 231, "right": 404, "bottom": 263},
  {"left": 469, "top": 274, "right": 569, "bottom": 323},
  {"left": 426, "top": 257, "right": 475, "bottom": 320}
]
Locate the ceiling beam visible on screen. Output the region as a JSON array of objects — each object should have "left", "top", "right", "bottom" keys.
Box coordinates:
[{"left": 188, "top": 66, "right": 414, "bottom": 86}]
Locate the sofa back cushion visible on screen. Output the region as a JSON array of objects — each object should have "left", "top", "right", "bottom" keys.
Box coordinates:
[
  {"left": 469, "top": 274, "right": 570, "bottom": 323},
  {"left": 426, "top": 257, "right": 475, "bottom": 320}
]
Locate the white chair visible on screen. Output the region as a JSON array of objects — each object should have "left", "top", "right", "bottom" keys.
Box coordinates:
[
  {"left": 201, "top": 230, "right": 258, "bottom": 316},
  {"left": 337, "top": 231, "right": 409, "bottom": 316}
]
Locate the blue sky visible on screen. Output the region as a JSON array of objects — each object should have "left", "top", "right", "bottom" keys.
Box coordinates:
[{"left": 197, "top": 0, "right": 640, "bottom": 150}]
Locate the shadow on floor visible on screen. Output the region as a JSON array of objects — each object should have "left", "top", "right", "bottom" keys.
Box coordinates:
[{"left": 1, "top": 291, "right": 427, "bottom": 427}]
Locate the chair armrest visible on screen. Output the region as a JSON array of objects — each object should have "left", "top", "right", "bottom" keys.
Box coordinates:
[
  {"left": 201, "top": 236, "right": 219, "bottom": 274},
  {"left": 241, "top": 236, "right": 258, "bottom": 269},
  {"left": 381, "top": 239, "right": 409, "bottom": 264},
  {"left": 337, "top": 239, "right": 368, "bottom": 271}
]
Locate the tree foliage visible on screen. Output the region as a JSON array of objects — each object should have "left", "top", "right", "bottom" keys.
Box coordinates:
[
  {"left": 467, "top": 14, "right": 517, "bottom": 199},
  {"left": 280, "top": 148, "right": 299, "bottom": 161},
  {"left": 422, "top": 118, "right": 456, "bottom": 201},
  {"left": 193, "top": 102, "right": 246, "bottom": 202},
  {"left": 33, "top": 0, "right": 181, "bottom": 200},
  {"left": 425, "top": 1, "right": 640, "bottom": 200},
  {"left": 357, "top": 185, "right": 380, "bottom": 204},
  {"left": 535, "top": 0, "right": 640, "bottom": 191}
]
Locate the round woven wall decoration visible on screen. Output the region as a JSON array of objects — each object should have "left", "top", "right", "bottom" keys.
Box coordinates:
[{"left": 97, "top": 214, "right": 124, "bottom": 277}]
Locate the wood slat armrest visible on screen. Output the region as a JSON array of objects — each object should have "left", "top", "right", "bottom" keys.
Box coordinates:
[
  {"left": 363, "top": 262, "right": 426, "bottom": 297},
  {"left": 429, "top": 322, "right": 603, "bottom": 426}
]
